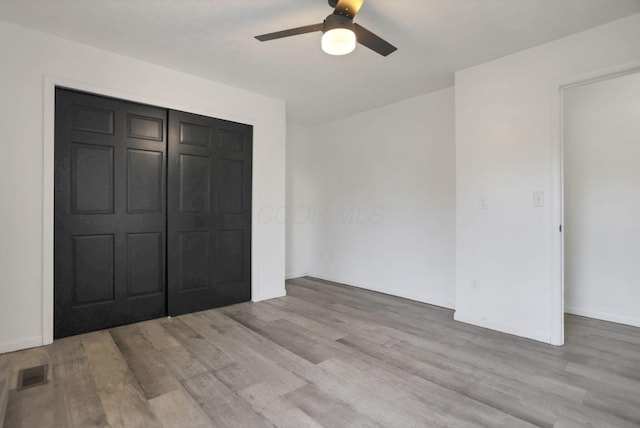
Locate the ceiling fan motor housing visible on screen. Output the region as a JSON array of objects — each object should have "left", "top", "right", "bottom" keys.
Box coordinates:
[{"left": 323, "top": 13, "right": 355, "bottom": 34}]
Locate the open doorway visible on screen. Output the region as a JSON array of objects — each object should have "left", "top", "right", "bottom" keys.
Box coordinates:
[{"left": 562, "top": 70, "right": 640, "bottom": 332}]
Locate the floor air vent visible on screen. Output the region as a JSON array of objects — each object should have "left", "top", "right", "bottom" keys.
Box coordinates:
[{"left": 16, "top": 365, "right": 48, "bottom": 391}]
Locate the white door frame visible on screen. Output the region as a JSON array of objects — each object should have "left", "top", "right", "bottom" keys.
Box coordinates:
[{"left": 549, "top": 61, "right": 640, "bottom": 346}]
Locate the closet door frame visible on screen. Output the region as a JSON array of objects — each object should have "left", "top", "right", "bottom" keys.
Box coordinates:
[{"left": 42, "top": 78, "right": 257, "bottom": 345}]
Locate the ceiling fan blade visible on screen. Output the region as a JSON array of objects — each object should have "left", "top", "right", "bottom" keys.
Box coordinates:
[
  {"left": 334, "top": 0, "right": 365, "bottom": 19},
  {"left": 255, "top": 23, "right": 324, "bottom": 42},
  {"left": 354, "top": 23, "right": 397, "bottom": 56}
]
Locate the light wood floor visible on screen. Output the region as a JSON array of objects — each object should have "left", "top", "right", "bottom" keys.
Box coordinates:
[{"left": 2, "top": 277, "right": 640, "bottom": 427}]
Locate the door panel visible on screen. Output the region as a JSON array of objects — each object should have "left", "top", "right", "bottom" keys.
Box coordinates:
[
  {"left": 216, "top": 159, "right": 245, "bottom": 213},
  {"left": 179, "top": 154, "right": 210, "bottom": 213},
  {"left": 178, "top": 231, "right": 210, "bottom": 291},
  {"left": 71, "top": 104, "right": 114, "bottom": 134},
  {"left": 216, "top": 229, "right": 245, "bottom": 283},
  {"left": 127, "top": 149, "right": 164, "bottom": 213},
  {"left": 71, "top": 143, "right": 114, "bottom": 214},
  {"left": 55, "top": 89, "right": 167, "bottom": 338},
  {"left": 127, "top": 232, "right": 163, "bottom": 296},
  {"left": 72, "top": 234, "right": 115, "bottom": 305},
  {"left": 168, "top": 110, "right": 252, "bottom": 315}
]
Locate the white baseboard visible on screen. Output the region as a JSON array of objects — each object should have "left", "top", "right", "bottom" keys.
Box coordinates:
[
  {"left": 285, "top": 272, "right": 307, "bottom": 280},
  {"left": 252, "top": 289, "right": 286, "bottom": 303},
  {"left": 0, "top": 336, "right": 43, "bottom": 355},
  {"left": 305, "top": 272, "right": 455, "bottom": 310},
  {"left": 454, "top": 311, "right": 552, "bottom": 345},
  {"left": 565, "top": 306, "right": 640, "bottom": 328}
]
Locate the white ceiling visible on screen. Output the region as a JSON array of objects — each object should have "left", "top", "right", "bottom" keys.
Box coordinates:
[{"left": 1, "top": 0, "right": 640, "bottom": 126}]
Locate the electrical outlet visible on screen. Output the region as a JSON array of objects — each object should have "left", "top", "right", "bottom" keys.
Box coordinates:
[
  {"left": 470, "top": 280, "right": 478, "bottom": 291},
  {"left": 479, "top": 199, "right": 488, "bottom": 210}
]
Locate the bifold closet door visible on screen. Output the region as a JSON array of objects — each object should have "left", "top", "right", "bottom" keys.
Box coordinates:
[
  {"left": 54, "top": 89, "right": 167, "bottom": 338},
  {"left": 167, "top": 110, "right": 252, "bottom": 315},
  {"left": 55, "top": 89, "right": 252, "bottom": 338}
]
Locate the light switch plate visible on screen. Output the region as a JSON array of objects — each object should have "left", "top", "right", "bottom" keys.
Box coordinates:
[{"left": 533, "top": 191, "right": 544, "bottom": 207}]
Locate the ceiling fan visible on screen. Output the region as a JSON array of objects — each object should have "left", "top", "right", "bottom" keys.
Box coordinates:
[{"left": 255, "top": 0, "right": 397, "bottom": 57}]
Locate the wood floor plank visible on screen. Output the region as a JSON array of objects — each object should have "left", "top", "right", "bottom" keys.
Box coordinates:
[
  {"left": 4, "top": 385, "right": 58, "bottom": 428},
  {"left": 318, "top": 355, "right": 479, "bottom": 428},
  {"left": 3, "top": 277, "right": 640, "bottom": 428},
  {"left": 46, "top": 337, "right": 108, "bottom": 428},
  {"left": 0, "top": 352, "right": 14, "bottom": 427},
  {"left": 136, "top": 320, "right": 182, "bottom": 352},
  {"left": 259, "top": 397, "right": 324, "bottom": 428},
  {"left": 224, "top": 310, "right": 340, "bottom": 364},
  {"left": 583, "top": 390, "right": 640, "bottom": 426},
  {"left": 283, "top": 383, "right": 381, "bottom": 428},
  {"left": 158, "top": 317, "right": 233, "bottom": 373},
  {"left": 181, "top": 371, "right": 272, "bottom": 427},
  {"left": 110, "top": 325, "right": 182, "bottom": 400},
  {"left": 565, "top": 362, "right": 640, "bottom": 394},
  {"left": 178, "top": 313, "right": 296, "bottom": 392},
  {"left": 226, "top": 301, "right": 348, "bottom": 341},
  {"left": 179, "top": 312, "right": 307, "bottom": 411},
  {"left": 136, "top": 320, "right": 209, "bottom": 382},
  {"left": 81, "top": 331, "right": 160, "bottom": 428},
  {"left": 148, "top": 387, "right": 213, "bottom": 428}
]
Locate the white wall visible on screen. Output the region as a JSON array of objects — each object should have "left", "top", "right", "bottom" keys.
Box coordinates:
[
  {"left": 563, "top": 71, "right": 640, "bottom": 327},
  {"left": 455, "top": 14, "right": 640, "bottom": 343},
  {"left": 300, "top": 88, "right": 456, "bottom": 309},
  {"left": 0, "top": 21, "right": 286, "bottom": 353},
  {"left": 285, "top": 124, "right": 313, "bottom": 278}
]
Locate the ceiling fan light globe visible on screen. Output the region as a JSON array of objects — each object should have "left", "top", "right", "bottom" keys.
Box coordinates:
[{"left": 322, "top": 28, "right": 356, "bottom": 55}]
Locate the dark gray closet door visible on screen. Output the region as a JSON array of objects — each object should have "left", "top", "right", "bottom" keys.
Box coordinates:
[
  {"left": 54, "top": 89, "right": 167, "bottom": 338},
  {"left": 167, "top": 110, "right": 252, "bottom": 315}
]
